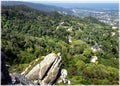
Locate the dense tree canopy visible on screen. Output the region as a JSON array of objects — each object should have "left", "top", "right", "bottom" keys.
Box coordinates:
[{"left": 1, "top": 5, "right": 119, "bottom": 85}]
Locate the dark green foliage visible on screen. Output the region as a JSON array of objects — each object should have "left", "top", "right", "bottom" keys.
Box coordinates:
[{"left": 82, "top": 64, "right": 119, "bottom": 84}]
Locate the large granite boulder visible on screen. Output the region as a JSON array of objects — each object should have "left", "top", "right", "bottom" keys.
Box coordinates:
[
  {"left": 41, "top": 55, "right": 62, "bottom": 84},
  {"left": 21, "top": 53, "right": 62, "bottom": 85}
]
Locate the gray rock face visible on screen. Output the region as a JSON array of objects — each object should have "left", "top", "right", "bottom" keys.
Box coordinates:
[
  {"left": 39, "top": 53, "right": 58, "bottom": 80},
  {"left": 22, "top": 53, "right": 62, "bottom": 85},
  {"left": 11, "top": 73, "right": 34, "bottom": 85},
  {"left": 25, "top": 63, "right": 40, "bottom": 80},
  {"left": 41, "top": 56, "right": 62, "bottom": 84}
]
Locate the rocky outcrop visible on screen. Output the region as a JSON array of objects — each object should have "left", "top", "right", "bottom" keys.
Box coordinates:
[
  {"left": 1, "top": 52, "right": 63, "bottom": 85},
  {"left": 21, "top": 53, "right": 62, "bottom": 85}
]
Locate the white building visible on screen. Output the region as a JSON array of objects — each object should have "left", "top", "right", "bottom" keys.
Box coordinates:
[
  {"left": 68, "top": 37, "right": 72, "bottom": 43},
  {"left": 90, "top": 56, "right": 98, "bottom": 63},
  {"left": 112, "top": 26, "right": 118, "bottom": 29},
  {"left": 111, "top": 32, "right": 116, "bottom": 36}
]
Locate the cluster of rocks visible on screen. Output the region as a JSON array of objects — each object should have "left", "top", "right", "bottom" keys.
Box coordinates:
[
  {"left": 57, "top": 69, "right": 71, "bottom": 85},
  {"left": 1, "top": 52, "right": 71, "bottom": 85}
]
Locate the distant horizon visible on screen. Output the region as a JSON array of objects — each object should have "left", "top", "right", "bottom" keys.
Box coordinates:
[
  {"left": 1, "top": 1, "right": 119, "bottom": 9},
  {"left": 39, "top": 3, "right": 119, "bottom": 9},
  {"left": 1, "top": 0, "right": 119, "bottom": 3}
]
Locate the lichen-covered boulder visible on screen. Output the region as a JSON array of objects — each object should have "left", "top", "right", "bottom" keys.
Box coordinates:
[
  {"left": 38, "top": 53, "right": 58, "bottom": 80},
  {"left": 21, "top": 53, "right": 62, "bottom": 85},
  {"left": 41, "top": 55, "right": 62, "bottom": 84}
]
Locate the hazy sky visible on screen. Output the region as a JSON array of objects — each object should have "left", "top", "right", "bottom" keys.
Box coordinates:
[{"left": 2, "top": 0, "right": 119, "bottom": 3}]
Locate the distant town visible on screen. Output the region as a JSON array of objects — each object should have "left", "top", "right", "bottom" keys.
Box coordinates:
[{"left": 71, "top": 8, "right": 119, "bottom": 27}]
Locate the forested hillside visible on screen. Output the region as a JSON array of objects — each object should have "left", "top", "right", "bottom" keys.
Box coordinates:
[
  {"left": 1, "top": 5, "right": 119, "bottom": 85},
  {"left": 1, "top": 1, "right": 73, "bottom": 14}
]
